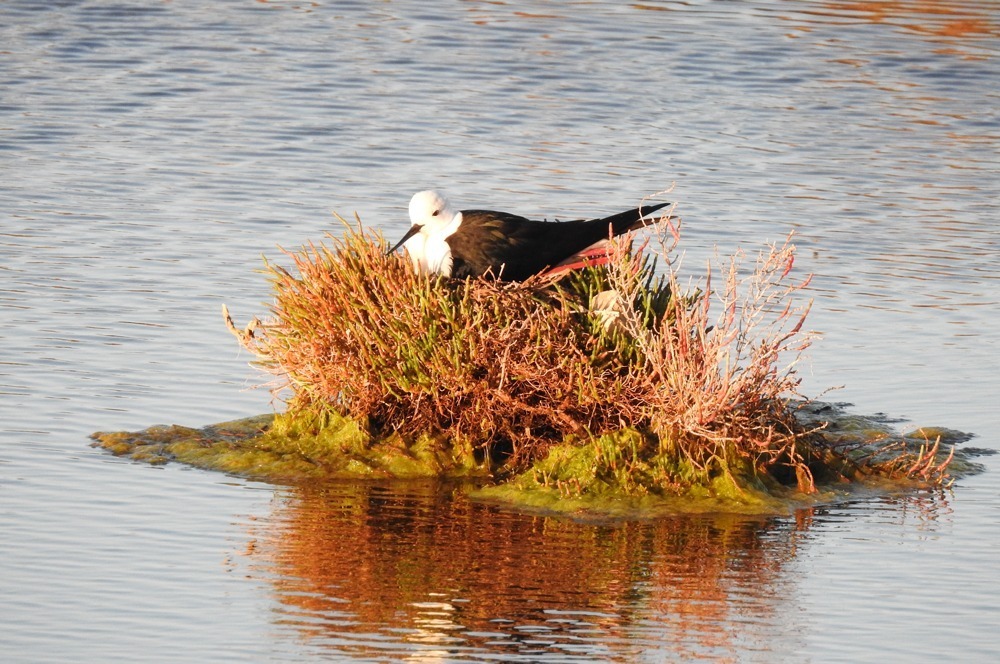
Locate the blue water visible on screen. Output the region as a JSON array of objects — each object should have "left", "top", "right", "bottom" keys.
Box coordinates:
[{"left": 2, "top": 1, "right": 998, "bottom": 661}]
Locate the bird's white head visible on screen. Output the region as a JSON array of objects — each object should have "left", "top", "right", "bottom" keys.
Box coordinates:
[{"left": 408, "top": 189, "right": 458, "bottom": 233}]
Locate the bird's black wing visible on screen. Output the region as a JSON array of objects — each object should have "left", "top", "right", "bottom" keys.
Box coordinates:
[
  {"left": 450, "top": 204, "right": 670, "bottom": 281},
  {"left": 449, "top": 210, "right": 604, "bottom": 281}
]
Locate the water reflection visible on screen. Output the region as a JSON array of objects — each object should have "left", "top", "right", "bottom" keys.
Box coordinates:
[
  {"left": 235, "top": 482, "right": 959, "bottom": 660},
  {"left": 814, "top": 2, "right": 998, "bottom": 40},
  {"left": 241, "top": 482, "right": 817, "bottom": 660}
]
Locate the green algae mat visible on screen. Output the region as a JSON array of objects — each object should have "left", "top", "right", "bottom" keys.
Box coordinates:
[{"left": 91, "top": 401, "right": 988, "bottom": 517}]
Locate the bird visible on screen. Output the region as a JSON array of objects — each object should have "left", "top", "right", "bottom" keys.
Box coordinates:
[{"left": 387, "top": 190, "right": 671, "bottom": 281}]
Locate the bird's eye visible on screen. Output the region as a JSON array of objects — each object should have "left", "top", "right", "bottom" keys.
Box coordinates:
[{"left": 432, "top": 209, "right": 440, "bottom": 217}]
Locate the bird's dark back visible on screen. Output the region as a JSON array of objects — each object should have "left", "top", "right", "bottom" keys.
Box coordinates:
[{"left": 449, "top": 204, "right": 666, "bottom": 281}]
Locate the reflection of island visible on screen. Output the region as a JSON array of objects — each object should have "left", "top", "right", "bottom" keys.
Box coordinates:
[{"left": 240, "top": 482, "right": 826, "bottom": 660}]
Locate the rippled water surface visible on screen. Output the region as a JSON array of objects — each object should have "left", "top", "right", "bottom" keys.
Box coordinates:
[{"left": 2, "top": 1, "right": 998, "bottom": 661}]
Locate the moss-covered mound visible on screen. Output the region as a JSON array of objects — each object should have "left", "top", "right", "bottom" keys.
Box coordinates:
[
  {"left": 91, "top": 401, "right": 983, "bottom": 514},
  {"left": 480, "top": 401, "right": 985, "bottom": 516}
]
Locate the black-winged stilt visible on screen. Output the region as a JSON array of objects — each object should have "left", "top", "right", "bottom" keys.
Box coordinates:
[{"left": 387, "top": 190, "right": 670, "bottom": 281}]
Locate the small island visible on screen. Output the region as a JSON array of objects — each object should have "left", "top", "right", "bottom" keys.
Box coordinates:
[{"left": 92, "top": 219, "right": 978, "bottom": 515}]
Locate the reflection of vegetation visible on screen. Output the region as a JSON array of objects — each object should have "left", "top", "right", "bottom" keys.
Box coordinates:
[
  {"left": 92, "top": 219, "right": 979, "bottom": 513},
  {"left": 242, "top": 481, "right": 813, "bottom": 660}
]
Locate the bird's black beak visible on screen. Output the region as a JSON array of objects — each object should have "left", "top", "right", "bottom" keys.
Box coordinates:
[{"left": 386, "top": 224, "right": 423, "bottom": 255}]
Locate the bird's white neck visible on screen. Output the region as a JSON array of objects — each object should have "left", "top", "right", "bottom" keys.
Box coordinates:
[{"left": 406, "top": 211, "right": 463, "bottom": 277}]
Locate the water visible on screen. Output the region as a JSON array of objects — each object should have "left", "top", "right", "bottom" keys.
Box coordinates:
[{"left": 2, "top": 1, "right": 998, "bottom": 661}]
